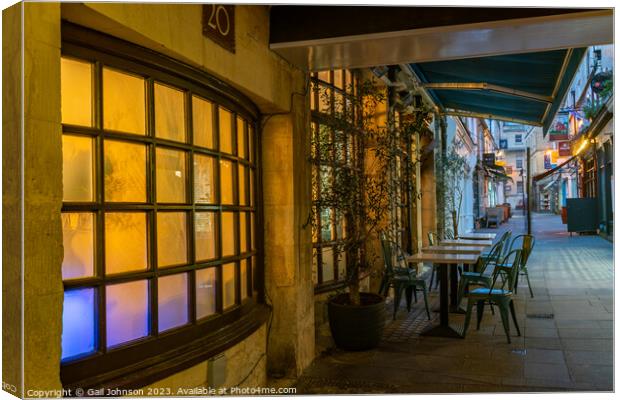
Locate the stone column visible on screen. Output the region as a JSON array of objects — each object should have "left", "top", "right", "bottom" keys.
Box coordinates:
[
  {"left": 24, "top": 2, "right": 64, "bottom": 393},
  {"left": 261, "top": 87, "right": 314, "bottom": 377}
]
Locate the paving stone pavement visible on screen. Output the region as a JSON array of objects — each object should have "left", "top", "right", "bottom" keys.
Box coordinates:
[{"left": 293, "top": 213, "right": 613, "bottom": 394}]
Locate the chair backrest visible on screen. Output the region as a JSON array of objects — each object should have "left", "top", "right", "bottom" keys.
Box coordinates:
[
  {"left": 478, "top": 238, "right": 504, "bottom": 274},
  {"left": 379, "top": 232, "right": 395, "bottom": 275},
  {"left": 444, "top": 229, "right": 455, "bottom": 239},
  {"left": 509, "top": 234, "right": 536, "bottom": 263},
  {"left": 490, "top": 249, "right": 523, "bottom": 292},
  {"left": 500, "top": 231, "right": 513, "bottom": 256}
]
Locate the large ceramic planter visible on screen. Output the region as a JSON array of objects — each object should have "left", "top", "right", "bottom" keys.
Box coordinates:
[{"left": 327, "top": 292, "right": 385, "bottom": 351}]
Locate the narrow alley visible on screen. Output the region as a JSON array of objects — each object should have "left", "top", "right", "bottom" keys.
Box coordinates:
[{"left": 294, "top": 213, "right": 613, "bottom": 393}]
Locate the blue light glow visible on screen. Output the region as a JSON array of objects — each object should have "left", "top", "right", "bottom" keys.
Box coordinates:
[{"left": 62, "top": 288, "right": 96, "bottom": 360}]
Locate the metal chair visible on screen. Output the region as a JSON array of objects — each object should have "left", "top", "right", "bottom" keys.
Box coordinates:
[
  {"left": 462, "top": 249, "right": 523, "bottom": 343},
  {"left": 379, "top": 233, "right": 431, "bottom": 320}
]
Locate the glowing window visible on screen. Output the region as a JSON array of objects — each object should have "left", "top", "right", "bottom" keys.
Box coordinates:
[
  {"left": 62, "top": 213, "right": 94, "bottom": 280},
  {"left": 192, "top": 96, "right": 214, "bottom": 149},
  {"left": 106, "top": 280, "right": 149, "bottom": 347},
  {"left": 104, "top": 140, "right": 147, "bottom": 202},
  {"left": 61, "top": 58, "right": 93, "bottom": 127},
  {"left": 158, "top": 273, "right": 189, "bottom": 332},
  {"left": 60, "top": 53, "right": 260, "bottom": 367},
  {"left": 155, "top": 83, "right": 186, "bottom": 143},
  {"left": 62, "top": 288, "right": 96, "bottom": 360},
  {"left": 103, "top": 68, "right": 146, "bottom": 135},
  {"left": 196, "top": 267, "right": 217, "bottom": 319},
  {"left": 222, "top": 263, "right": 236, "bottom": 309},
  {"left": 62, "top": 135, "right": 94, "bottom": 202},
  {"left": 194, "top": 154, "right": 216, "bottom": 204},
  {"left": 156, "top": 148, "right": 186, "bottom": 203},
  {"left": 157, "top": 212, "right": 188, "bottom": 267}
]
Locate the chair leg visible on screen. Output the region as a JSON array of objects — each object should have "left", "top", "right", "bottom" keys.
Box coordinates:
[
  {"left": 523, "top": 267, "right": 534, "bottom": 298},
  {"left": 412, "top": 285, "right": 418, "bottom": 303},
  {"left": 476, "top": 300, "right": 485, "bottom": 330},
  {"left": 456, "top": 277, "right": 467, "bottom": 306},
  {"left": 462, "top": 299, "right": 475, "bottom": 337},
  {"left": 393, "top": 283, "right": 403, "bottom": 320},
  {"left": 498, "top": 300, "right": 511, "bottom": 344},
  {"left": 405, "top": 286, "right": 413, "bottom": 312},
  {"left": 434, "top": 269, "right": 441, "bottom": 290},
  {"left": 429, "top": 268, "right": 435, "bottom": 291},
  {"left": 509, "top": 299, "right": 521, "bottom": 336},
  {"left": 422, "top": 286, "right": 431, "bottom": 320}
]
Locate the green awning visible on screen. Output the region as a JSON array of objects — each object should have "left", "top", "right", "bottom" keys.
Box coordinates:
[{"left": 410, "top": 48, "right": 586, "bottom": 131}]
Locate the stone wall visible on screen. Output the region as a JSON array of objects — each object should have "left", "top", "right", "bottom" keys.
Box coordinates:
[{"left": 5, "top": 3, "right": 315, "bottom": 394}]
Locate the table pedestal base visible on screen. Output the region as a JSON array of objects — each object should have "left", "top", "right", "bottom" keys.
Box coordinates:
[{"left": 420, "top": 324, "right": 464, "bottom": 338}]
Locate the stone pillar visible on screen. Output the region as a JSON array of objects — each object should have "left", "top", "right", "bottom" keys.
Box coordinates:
[
  {"left": 24, "top": 2, "right": 64, "bottom": 393},
  {"left": 3, "top": 3, "right": 23, "bottom": 397},
  {"left": 261, "top": 88, "right": 314, "bottom": 377}
]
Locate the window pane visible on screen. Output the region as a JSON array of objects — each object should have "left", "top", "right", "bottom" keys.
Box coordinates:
[
  {"left": 104, "top": 140, "right": 146, "bottom": 202},
  {"left": 62, "top": 288, "right": 96, "bottom": 360},
  {"left": 221, "top": 212, "right": 235, "bottom": 257},
  {"left": 61, "top": 58, "right": 92, "bottom": 126},
  {"left": 237, "top": 116, "right": 245, "bottom": 158},
  {"left": 222, "top": 263, "right": 236, "bottom": 309},
  {"left": 106, "top": 280, "right": 149, "bottom": 347},
  {"left": 220, "top": 160, "right": 234, "bottom": 204},
  {"left": 334, "top": 70, "right": 344, "bottom": 89},
  {"left": 105, "top": 212, "right": 147, "bottom": 275},
  {"left": 248, "top": 125, "right": 254, "bottom": 162},
  {"left": 62, "top": 135, "right": 94, "bottom": 202},
  {"left": 155, "top": 83, "right": 186, "bottom": 143},
  {"left": 62, "top": 213, "right": 94, "bottom": 280},
  {"left": 157, "top": 212, "right": 187, "bottom": 267},
  {"left": 158, "top": 273, "right": 189, "bottom": 332},
  {"left": 195, "top": 212, "right": 216, "bottom": 261},
  {"left": 250, "top": 212, "right": 256, "bottom": 251},
  {"left": 103, "top": 68, "right": 145, "bottom": 134},
  {"left": 194, "top": 154, "right": 216, "bottom": 203},
  {"left": 196, "top": 267, "right": 217, "bottom": 319},
  {"left": 219, "top": 108, "right": 233, "bottom": 154},
  {"left": 239, "top": 212, "right": 248, "bottom": 254},
  {"left": 249, "top": 169, "right": 254, "bottom": 206},
  {"left": 322, "top": 247, "right": 335, "bottom": 282},
  {"left": 338, "top": 251, "right": 347, "bottom": 281},
  {"left": 238, "top": 165, "right": 247, "bottom": 206},
  {"left": 156, "top": 147, "right": 186, "bottom": 203},
  {"left": 240, "top": 259, "right": 249, "bottom": 300},
  {"left": 193, "top": 96, "right": 214, "bottom": 149}
]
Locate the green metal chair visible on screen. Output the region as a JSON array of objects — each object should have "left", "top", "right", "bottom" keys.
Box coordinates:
[
  {"left": 462, "top": 249, "right": 523, "bottom": 343},
  {"left": 456, "top": 237, "right": 506, "bottom": 306},
  {"left": 379, "top": 234, "right": 431, "bottom": 320},
  {"left": 498, "top": 234, "right": 536, "bottom": 297},
  {"left": 427, "top": 231, "right": 441, "bottom": 290}
]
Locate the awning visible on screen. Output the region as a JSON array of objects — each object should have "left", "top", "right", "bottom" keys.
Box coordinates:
[
  {"left": 410, "top": 48, "right": 586, "bottom": 131},
  {"left": 532, "top": 156, "right": 577, "bottom": 182}
]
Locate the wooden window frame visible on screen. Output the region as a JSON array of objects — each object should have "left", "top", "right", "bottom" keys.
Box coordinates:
[
  {"left": 60, "top": 23, "right": 267, "bottom": 390},
  {"left": 309, "top": 69, "right": 359, "bottom": 292}
]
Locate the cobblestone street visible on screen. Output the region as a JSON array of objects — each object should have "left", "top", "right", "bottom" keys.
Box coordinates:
[{"left": 294, "top": 213, "right": 613, "bottom": 393}]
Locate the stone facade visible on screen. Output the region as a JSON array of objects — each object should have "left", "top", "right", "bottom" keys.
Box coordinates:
[{"left": 3, "top": 3, "right": 314, "bottom": 394}]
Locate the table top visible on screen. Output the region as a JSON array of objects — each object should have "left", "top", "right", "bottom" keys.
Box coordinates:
[
  {"left": 457, "top": 232, "right": 497, "bottom": 240},
  {"left": 422, "top": 245, "right": 486, "bottom": 254},
  {"left": 439, "top": 239, "right": 493, "bottom": 247},
  {"left": 406, "top": 252, "right": 479, "bottom": 264}
]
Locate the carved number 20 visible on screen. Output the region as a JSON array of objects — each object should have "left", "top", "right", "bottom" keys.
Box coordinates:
[{"left": 208, "top": 5, "right": 230, "bottom": 36}]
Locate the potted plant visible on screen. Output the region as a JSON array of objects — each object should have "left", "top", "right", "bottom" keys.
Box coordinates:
[{"left": 310, "top": 78, "right": 431, "bottom": 350}]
